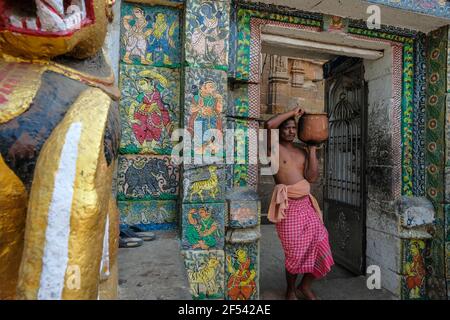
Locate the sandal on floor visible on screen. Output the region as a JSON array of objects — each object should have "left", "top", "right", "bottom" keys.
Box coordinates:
[
  {"left": 119, "top": 236, "right": 143, "bottom": 248},
  {"left": 128, "top": 225, "right": 156, "bottom": 241}
]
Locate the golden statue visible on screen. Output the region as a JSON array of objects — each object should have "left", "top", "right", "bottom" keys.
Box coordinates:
[{"left": 0, "top": 0, "right": 120, "bottom": 300}]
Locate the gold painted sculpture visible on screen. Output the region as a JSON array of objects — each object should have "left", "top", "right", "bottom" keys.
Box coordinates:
[{"left": 0, "top": 0, "right": 120, "bottom": 300}]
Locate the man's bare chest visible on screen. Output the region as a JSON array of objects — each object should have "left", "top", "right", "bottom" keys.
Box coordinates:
[{"left": 279, "top": 149, "right": 304, "bottom": 168}]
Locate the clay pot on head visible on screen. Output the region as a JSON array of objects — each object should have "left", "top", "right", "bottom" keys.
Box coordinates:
[{"left": 297, "top": 112, "right": 329, "bottom": 144}]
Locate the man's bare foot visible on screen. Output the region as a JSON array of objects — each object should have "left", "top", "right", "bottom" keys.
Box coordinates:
[
  {"left": 285, "top": 290, "right": 298, "bottom": 300},
  {"left": 296, "top": 285, "right": 318, "bottom": 300}
]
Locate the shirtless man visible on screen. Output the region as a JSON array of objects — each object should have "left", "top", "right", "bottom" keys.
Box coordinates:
[
  {"left": 267, "top": 107, "right": 318, "bottom": 186},
  {"left": 266, "top": 107, "right": 334, "bottom": 300}
]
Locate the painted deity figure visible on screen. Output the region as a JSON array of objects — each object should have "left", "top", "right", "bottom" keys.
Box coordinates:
[
  {"left": 186, "top": 207, "right": 220, "bottom": 249},
  {"left": 188, "top": 80, "right": 223, "bottom": 154},
  {"left": 0, "top": 0, "right": 120, "bottom": 300},
  {"left": 190, "top": 2, "right": 226, "bottom": 64},
  {"left": 122, "top": 7, "right": 152, "bottom": 65},
  {"left": 128, "top": 70, "right": 172, "bottom": 152},
  {"left": 226, "top": 249, "right": 257, "bottom": 300},
  {"left": 405, "top": 241, "right": 426, "bottom": 299},
  {"left": 146, "top": 12, "right": 178, "bottom": 65}
]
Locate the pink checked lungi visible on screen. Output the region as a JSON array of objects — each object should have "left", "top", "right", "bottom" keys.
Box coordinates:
[{"left": 275, "top": 196, "right": 334, "bottom": 278}]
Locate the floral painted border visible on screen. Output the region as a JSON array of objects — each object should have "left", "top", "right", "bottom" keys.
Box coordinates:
[
  {"left": 424, "top": 26, "right": 448, "bottom": 300},
  {"left": 402, "top": 43, "right": 415, "bottom": 196}
]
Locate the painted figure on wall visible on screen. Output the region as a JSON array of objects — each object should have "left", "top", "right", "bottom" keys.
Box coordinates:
[
  {"left": 405, "top": 240, "right": 426, "bottom": 299},
  {"left": 188, "top": 79, "right": 223, "bottom": 134},
  {"left": 187, "top": 1, "right": 228, "bottom": 66},
  {"left": 226, "top": 248, "right": 257, "bottom": 300},
  {"left": 122, "top": 7, "right": 153, "bottom": 64},
  {"left": 185, "top": 207, "right": 221, "bottom": 249},
  {"left": 0, "top": 0, "right": 119, "bottom": 300},
  {"left": 119, "top": 65, "right": 179, "bottom": 155},
  {"left": 128, "top": 70, "right": 172, "bottom": 152},
  {"left": 121, "top": 4, "right": 180, "bottom": 67},
  {"left": 147, "top": 13, "right": 178, "bottom": 65}
]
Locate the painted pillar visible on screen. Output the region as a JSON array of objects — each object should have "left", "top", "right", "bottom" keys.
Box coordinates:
[
  {"left": 268, "top": 55, "right": 290, "bottom": 114},
  {"left": 222, "top": 1, "right": 262, "bottom": 300},
  {"left": 116, "top": 1, "right": 183, "bottom": 231},
  {"left": 445, "top": 26, "right": 450, "bottom": 300},
  {"left": 395, "top": 197, "right": 435, "bottom": 300},
  {"left": 181, "top": 0, "right": 230, "bottom": 300},
  {"left": 424, "top": 26, "right": 448, "bottom": 299},
  {"left": 225, "top": 189, "right": 260, "bottom": 300}
]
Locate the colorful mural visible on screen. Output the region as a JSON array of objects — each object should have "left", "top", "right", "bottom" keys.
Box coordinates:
[
  {"left": 413, "top": 33, "right": 427, "bottom": 197},
  {"left": 184, "top": 67, "right": 227, "bottom": 158},
  {"left": 445, "top": 29, "right": 450, "bottom": 298},
  {"left": 120, "top": 3, "right": 181, "bottom": 68},
  {"left": 185, "top": 0, "right": 230, "bottom": 69},
  {"left": 117, "top": 155, "right": 179, "bottom": 200},
  {"left": 185, "top": 68, "right": 226, "bottom": 132},
  {"left": 225, "top": 243, "right": 258, "bottom": 300},
  {"left": 183, "top": 250, "right": 225, "bottom": 300},
  {"left": 179, "top": 1, "right": 231, "bottom": 301},
  {"left": 323, "top": 15, "right": 348, "bottom": 33},
  {"left": 402, "top": 43, "right": 415, "bottom": 196},
  {"left": 119, "top": 64, "right": 180, "bottom": 155},
  {"left": 229, "top": 201, "right": 259, "bottom": 229},
  {"left": 402, "top": 239, "right": 427, "bottom": 299},
  {"left": 117, "top": 1, "right": 182, "bottom": 237},
  {"left": 425, "top": 26, "right": 448, "bottom": 300},
  {"left": 183, "top": 165, "right": 225, "bottom": 203},
  {"left": 182, "top": 203, "right": 225, "bottom": 250},
  {"left": 227, "top": 118, "right": 259, "bottom": 189},
  {"left": 228, "top": 83, "right": 249, "bottom": 118},
  {"left": 233, "top": 164, "right": 249, "bottom": 187},
  {"left": 118, "top": 200, "right": 177, "bottom": 230},
  {"left": 228, "top": 1, "right": 238, "bottom": 79}
]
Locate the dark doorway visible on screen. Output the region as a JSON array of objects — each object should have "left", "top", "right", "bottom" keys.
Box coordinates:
[{"left": 323, "top": 57, "right": 368, "bottom": 275}]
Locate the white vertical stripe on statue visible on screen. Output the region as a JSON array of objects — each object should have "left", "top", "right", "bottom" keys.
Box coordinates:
[{"left": 38, "top": 122, "right": 82, "bottom": 300}]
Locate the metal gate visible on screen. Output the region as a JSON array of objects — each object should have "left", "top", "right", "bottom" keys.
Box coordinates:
[{"left": 323, "top": 57, "right": 367, "bottom": 275}]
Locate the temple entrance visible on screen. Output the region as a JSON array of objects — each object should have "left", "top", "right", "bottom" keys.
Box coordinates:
[{"left": 256, "top": 23, "right": 399, "bottom": 298}]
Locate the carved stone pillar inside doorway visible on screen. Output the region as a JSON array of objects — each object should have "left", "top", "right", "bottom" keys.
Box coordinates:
[
  {"left": 291, "top": 59, "right": 305, "bottom": 88},
  {"left": 268, "top": 55, "right": 289, "bottom": 114}
]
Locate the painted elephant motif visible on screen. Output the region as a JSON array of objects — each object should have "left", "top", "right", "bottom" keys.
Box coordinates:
[{"left": 124, "top": 157, "right": 178, "bottom": 196}]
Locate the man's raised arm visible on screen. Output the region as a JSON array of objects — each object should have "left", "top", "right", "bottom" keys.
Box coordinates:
[
  {"left": 265, "top": 107, "right": 303, "bottom": 129},
  {"left": 304, "top": 146, "right": 319, "bottom": 183}
]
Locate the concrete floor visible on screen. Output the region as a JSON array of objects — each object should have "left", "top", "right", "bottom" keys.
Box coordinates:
[
  {"left": 118, "top": 230, "right": 192, "bottom": 300},
  {"left": 260, "top": 224, "right": 397, "bottom": 300},
  {"left": 117, "top": 226, "right": 396, "bottom": 300}
]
